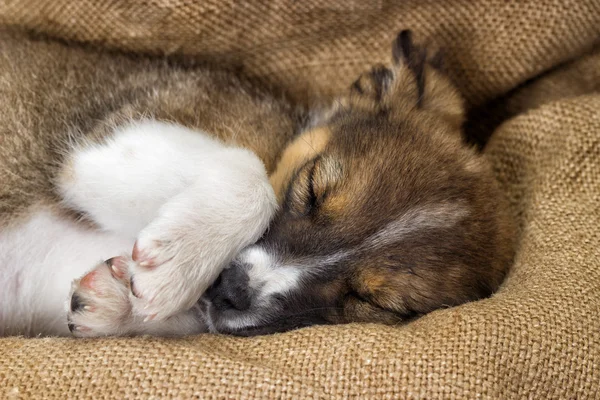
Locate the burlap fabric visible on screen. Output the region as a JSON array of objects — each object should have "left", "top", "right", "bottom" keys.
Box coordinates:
[{"left": 1, "top": 1, "right": 599, "bottom": 398}]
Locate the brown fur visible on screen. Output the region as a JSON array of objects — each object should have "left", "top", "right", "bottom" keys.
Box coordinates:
[
  {"left": 0, "top": 27, "right": 515, "bottom": 331},
  {"left": 0, "top": 28, "right": 297, "bottom": 229},
  {"left": 269, "top": 127, "right": 332, "bottom": 202},
  {"left": 257, "top": 30, "right": 516, "bottom": 329}
]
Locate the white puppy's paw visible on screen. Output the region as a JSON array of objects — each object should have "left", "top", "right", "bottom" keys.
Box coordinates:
[
  {"left": 67, "top": 256, "right": 136, "bottom": 337},
  {"left": 67, "top": 256, "right": 206, "bottom": 337},
  {"left": 127, "top": 148, "right": 277, "bottom": 321}
]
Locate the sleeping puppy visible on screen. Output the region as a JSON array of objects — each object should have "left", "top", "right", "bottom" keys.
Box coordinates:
[{"left": 0, "top": 29, "right": 515, "bottom": 337}]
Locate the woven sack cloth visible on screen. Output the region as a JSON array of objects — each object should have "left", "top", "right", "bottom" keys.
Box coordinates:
[{"left": 0, "top": 1, "right": 599, "bottom": 398}]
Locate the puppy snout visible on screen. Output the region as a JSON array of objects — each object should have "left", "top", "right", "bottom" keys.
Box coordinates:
[{"left": 207, "top": 261, "right": 252, "bottom": 312}]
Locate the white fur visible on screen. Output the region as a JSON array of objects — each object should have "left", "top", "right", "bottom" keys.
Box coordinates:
[
  {"left": 67, "top": 257, "right": 205, "bottom": 337},
  {"left": 241, "top": 246, "right": 302, "bottom": 299},
  {"left": 0, "top": 210, "right": 131, "bottom": 336},
  {"left": 128, "top": 147, "right": 277, "bottom": 320},
  {"left": 1, "top": 120, "right": 276, "bottom": 336},
  {"left": 58, "top": 120, "right": 227, "bottom": 238},
  {"left": 204, "top": 296, "right": 261, "bottom": 332}
]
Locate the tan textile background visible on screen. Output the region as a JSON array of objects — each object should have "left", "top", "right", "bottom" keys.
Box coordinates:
[
  {"left": 1, "top": 0, "right": 600, "bottom": 398},
  {"left": 1, "top": 0, "right": 599, "bottom": 106}
]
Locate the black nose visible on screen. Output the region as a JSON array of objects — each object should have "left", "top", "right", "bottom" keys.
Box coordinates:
[{"left": 206, "top": 261, "right": 252, "bottom": 312}]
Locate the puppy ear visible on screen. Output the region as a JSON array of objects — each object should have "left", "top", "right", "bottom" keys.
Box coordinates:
[
  {"left": 345, "top": 30, "right": 425, "bottom": 111},
  {"left": 392, "top": 30, "right": 427, "bottom": 107},
  {"left": 350, "top": 64, "right": 394, "bottom": 102},
  {"left": 390, "top": 30, "right": 464, "bottom": 127},
  {"left": 343, "top": 30, "right": 464, "bottom": 128}
]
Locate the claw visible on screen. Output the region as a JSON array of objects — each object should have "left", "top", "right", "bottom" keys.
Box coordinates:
[
  {"left": 132, "top": 241, "right": 157, "bottom": 268},
  {"left": 68, "top": 323, "right": 91, "bottom": 334},
  {"left": 130, "top": 276, "right": 141, "bottom": 298},
  {"left": 132, "top": 241, "right": 142, "bottom": 261},
  {"left": 106, "top": 257, "right": 127, "bottom": 279}
]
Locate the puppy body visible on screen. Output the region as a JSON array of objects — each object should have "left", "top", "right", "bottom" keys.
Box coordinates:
[
  {"left": 1, "top": 119, "right": 275, "bottom": 336},
  {"left": 0, "top": 29, "right": 290, "bottom": 336},
  {"left": 0, "top": 29, "right": 515, "bottom": 337}
]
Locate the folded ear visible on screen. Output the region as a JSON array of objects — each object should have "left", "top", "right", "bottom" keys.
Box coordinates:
[
  {"left": 350, "top": 65, "right": 394, "bottom": 103},
  {"left": 390, "top": 29, "right": 464, "bottom": 127},
  {"left": 346, "top": 30, "right": 464, "bottom": 129},
  {"left": 392, "top": 30, "right": 427, "bottom": 107}
]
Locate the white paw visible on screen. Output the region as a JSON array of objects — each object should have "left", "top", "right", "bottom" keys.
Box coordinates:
[
  {"left": 67, "top": 256, "right": 207, "bottom": 337},
  {"left": 67, "top": 256, "right": 137, "bottom": 337},
  {"left": 127, "top": 150, "right": 277, "bottom": 321}
]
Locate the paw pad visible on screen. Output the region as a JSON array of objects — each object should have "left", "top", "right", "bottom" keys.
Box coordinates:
[
  {"left": 78, "top": 269, "right": 98, "bottom": 291},
  {"left": 67, "top": 257, "right": 134, "bottom": 337}
]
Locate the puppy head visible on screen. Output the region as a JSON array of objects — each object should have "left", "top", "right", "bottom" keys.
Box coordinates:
[{"left": 204, "top": 31, "right": 515, "bottom": 335}]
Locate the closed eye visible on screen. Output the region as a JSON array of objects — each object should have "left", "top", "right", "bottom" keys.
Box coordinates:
[
  {"left": 286, "top": 157, "right": 323, "bottom": 217},
  {"left": 306, "top": 161, "right": 318, "bottom": 212}
]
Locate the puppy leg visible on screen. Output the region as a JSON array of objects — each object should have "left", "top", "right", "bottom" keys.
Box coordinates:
[
  {"left": 60, "top": 119, "right": 276, "bottom": 329},
  {"left": 126, "top": 147, "right": 276, "bottom": 320},
  {"left": 67, "top": 256, "right": 205, "bottom": 337},
  {"left": 57, "top": 120, "right": 226, "bottom": 238}
]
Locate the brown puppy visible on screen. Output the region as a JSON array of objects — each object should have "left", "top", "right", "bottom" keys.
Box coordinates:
[
  {"left": 0, "top": 28, "right": 514, "bottom": 337},
  {"left": 206, "top": 31, "right": 516, "bottom": 334}
]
